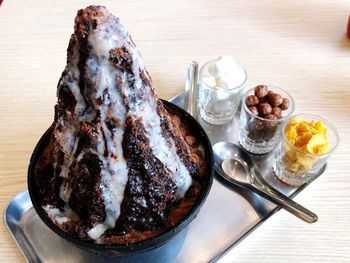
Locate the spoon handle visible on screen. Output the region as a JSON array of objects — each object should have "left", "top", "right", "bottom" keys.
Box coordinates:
[
  {"left": 249, "top": 183, "right": 318, "bottom": 223},
  {"left": 188, "top": 61, "right": 198, "bottom": 116}
]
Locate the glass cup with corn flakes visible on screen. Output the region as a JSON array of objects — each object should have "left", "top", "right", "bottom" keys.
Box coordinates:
[{"left": 273, "top": 114, "right": 339, "bottom": 186}]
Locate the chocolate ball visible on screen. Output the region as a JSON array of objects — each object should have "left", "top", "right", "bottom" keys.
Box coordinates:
[
  {"left": 258, "top": 103, "right": 272, "bottom": 116},
  {"left": 281, "top": 98, "right": 290, "bottom": 110},
  {"left": 266, "top": 90, "right": 275, "bottom": 100},
  {"left": 254, "top": 85, "right": 268, "bottom": 98},
  {"left": 264, "top": 113, "right": 277, "bottom": 120},
  {"left": 248, "top": 106, "right": 258, "bottom": 115},
  {"left": 264, "top": 114, "right": 279, "bottom": 128},
  {"left": 269, "top": 93, "right": 283, "bottom": 107},
  {"left": 246, "top": 95, "right": 259, "bottom": 107},
  {"left": 272, "top": 107, "right": 282, "bottom": 118},
  {"left": 259, "top": 97, "right": 267, "bottom": 104},
  {"left": 254, "top": 119, "right": 264, "bottom": 130}
]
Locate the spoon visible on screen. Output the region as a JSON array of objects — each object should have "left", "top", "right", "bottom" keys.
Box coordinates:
[
  {"left": 184, "top": 61, "right": 198, "bottom": 116},
  {"left": 213, "top": 141, "right": 318, "bottom": 223}
]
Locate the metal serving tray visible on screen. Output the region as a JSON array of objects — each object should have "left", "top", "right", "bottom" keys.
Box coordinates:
[{"left": 4, "top": 91, "right": 325, "bottom": 263}]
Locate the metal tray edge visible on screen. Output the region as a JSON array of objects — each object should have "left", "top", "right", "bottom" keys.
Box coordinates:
[{"left": 3, "top": 190, "right": 34, "bottom": 263}]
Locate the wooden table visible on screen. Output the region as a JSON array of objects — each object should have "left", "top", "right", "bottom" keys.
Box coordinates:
[{"left": 1, "top": 0, "right": 349, "bottom": 262}]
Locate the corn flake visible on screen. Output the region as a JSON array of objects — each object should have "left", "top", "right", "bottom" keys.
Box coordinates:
[{"left": 284, "top": 117, "right": 330, "bottom": 175}]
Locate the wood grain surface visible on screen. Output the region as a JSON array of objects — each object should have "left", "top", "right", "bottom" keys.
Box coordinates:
[{"left": 1, "top": 0, "right": 350, "bottom": 262}]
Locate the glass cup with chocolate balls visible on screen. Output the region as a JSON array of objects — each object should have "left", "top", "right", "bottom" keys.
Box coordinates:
[{"left": 239, "top": 85, "right": 295, "bottom": 154}]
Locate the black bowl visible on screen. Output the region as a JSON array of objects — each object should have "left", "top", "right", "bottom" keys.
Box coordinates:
[{"left": 28, "top": 100, "right": 214, "bottom": 255}]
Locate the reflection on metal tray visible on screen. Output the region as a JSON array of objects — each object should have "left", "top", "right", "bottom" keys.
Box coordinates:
[{"left": 4, "top": 91, "right": 325, "bottom": 263}]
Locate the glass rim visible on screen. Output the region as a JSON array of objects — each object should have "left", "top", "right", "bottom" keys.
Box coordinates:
[
  {"left": 281, "top": 113, "right": 340, "bottom": 157},
  {"left": 242, "top": 86, "right": 295, "bottom": 122},
  {"left": 199, "top": 59, "right": 247, "bottom": 91}
]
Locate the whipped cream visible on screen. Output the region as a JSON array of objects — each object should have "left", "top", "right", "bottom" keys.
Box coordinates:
[{"left": 203, "top": 55, "right": 246, "bottom": 90}]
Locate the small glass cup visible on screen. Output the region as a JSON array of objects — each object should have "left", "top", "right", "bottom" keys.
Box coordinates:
[
  {"left": 273, "top": 114, "right": 339, "bottom": 186},
  {"left": 239, "top": 86, "right": 295, "bottom": 154},
  {"left": 198, "top": 58, "right": 247, "bottom": 125}
]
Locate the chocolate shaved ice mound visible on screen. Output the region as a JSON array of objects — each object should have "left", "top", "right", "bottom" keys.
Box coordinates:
[{"left": 34, "top": 5, "right": 207, "bottom": 244}]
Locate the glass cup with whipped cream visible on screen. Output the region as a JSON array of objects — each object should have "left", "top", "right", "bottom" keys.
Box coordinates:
[{"left": 198, "top": 56, "right": 247, "bottom": 125}]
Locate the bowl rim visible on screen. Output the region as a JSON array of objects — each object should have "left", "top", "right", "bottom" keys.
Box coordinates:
[{"left": 27, "top": 99, "right": 214, "bottom": 254}]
